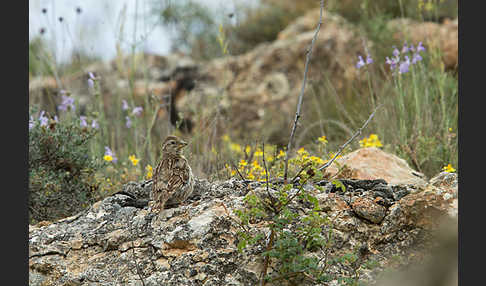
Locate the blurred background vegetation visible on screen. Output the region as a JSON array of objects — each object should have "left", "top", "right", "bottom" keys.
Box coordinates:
[{"left": 28, "top": 0, "right": 458, "bottom": 223}]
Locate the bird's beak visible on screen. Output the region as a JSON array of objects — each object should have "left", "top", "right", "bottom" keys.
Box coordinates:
[{"left": 178, "top": 140, "right": 188, "bottom": 148}]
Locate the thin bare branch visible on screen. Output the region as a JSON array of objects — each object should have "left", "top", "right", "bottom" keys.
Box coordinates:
[
  {"left": 230, "top": 161, "right": 246, "bottom": 181},
  {"left": 261, "top": 141, "right": 275, "bottom": 204},
  {"left": 283, "top": 0, "right": 325, "bottom": 182},
  {"left": 317, "top": 104, "right": 382, "bottom": 172}
]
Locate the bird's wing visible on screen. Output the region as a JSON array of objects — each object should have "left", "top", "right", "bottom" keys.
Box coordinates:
[
  {"left": 152, "top": 162, "right": 168, "bottom": 193},
  {"left": 167, "top": 161, "right": 190, "bottom": 193}
]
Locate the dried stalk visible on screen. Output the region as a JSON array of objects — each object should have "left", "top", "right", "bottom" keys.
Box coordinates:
[
  {"left": 317, "top": 104, "right": 382, "bottom": 172},
  {"left": 283, "top": 0, "right": 325, "bottom": 182}
]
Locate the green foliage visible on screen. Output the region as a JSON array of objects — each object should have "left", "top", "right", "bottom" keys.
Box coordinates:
[
  {"left": 234, "top": 159, "right": 376, "bottom": 285},
  {"left": 29, "top": 107, "right": 103, "bottom": 223}
]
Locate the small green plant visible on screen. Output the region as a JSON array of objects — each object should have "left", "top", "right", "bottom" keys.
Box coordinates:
[
  {"left": 233, "top": 157, "right": 377, "bottom": 285},
  {"left": 28, "top": 107, "right": 103, "bottom": 223}
]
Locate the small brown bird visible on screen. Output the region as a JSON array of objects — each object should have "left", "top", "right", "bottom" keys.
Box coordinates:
[{"left": 150, "top": 135, "right": 194, "bottom": 212}]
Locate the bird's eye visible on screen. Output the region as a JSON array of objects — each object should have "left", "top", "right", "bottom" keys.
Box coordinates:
[{"left": 170, "top": 141, "right": 175, "bottom": 144}]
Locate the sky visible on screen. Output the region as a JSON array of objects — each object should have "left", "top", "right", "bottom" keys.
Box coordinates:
[{"left": 29, "top": 0, "right": 259, "bottom": 63}]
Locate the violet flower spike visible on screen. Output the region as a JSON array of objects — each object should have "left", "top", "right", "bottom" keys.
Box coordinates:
[
  {"left": 392, "top": 47, "right": 400, "bottom": 57},
  {"left": 125, "top": 116, "right": 132, "bottom": 128},
  {"left": 122, "top": 99, "right": 129, "bottom": 111},
  {"left": 29, "top": 116, "right": 35, "bottom": 130},
  {"left": 80, "top": 116, "right": 88, "bottom": 127},
  {"left": 401, "top": 43, "right": 409, "bottom": 54},
  {"left": 366, "top": 54, "right": 373, "bottom": 64},
  {"left": 132, "top": 106, "right": 143, "bottom": 116},
  {"left": 417, "top": 41, "right": 425, "bottom": 52},
  {"left": 58, "top": 95, "right": 76, "bottom": 112},
  {"left": 356, "top": 55, "right": 365, "bottom": 69},
  {"left": 91, "top": 119, "right": 99, "bottom": 129},
  {"left": 412, "top": 53, "right": 423, "bottom": 64},
  {"left": 39, "top": 111, "right": 49, "bottom": 127},
  {"left": 399, "top": 56, "right": 411, "bottom": 74},
  {"left": 386, "top": 57, "right": 397, "bottom": 70}
]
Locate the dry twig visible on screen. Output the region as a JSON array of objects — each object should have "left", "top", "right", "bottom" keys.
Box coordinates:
[{"left": 283, "top": 0, "right": 325, "bottom": 182}]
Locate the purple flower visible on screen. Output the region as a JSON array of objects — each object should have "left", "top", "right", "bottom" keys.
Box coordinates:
[
  {"left": 91, "top": 119, "right": 99, "bottom": 129},
  {"left": 29, "top": 116, "right": 35, "bottom": 130},
  {"left": 80, "top": 116, "right": 88, "bottom": 127},
  {"left": 409, "top": 44, "right": 415, "bottom": 52},
  {"left": 386, "top": 56, "right": 399, "bottom": 70},
  {"left": 39, "top": 111, "right": 49, "bottom": 127},
  {"left": 356, "top": 56, "right": 365, "bottom": 69},
  {"left": 412, "top": 53, "right": 423, "bottom": 64},
  {"left": 125, "top": 116, "right": 132, "bottom": 128},
  {"left": 88, "top": 72, "right": 96, "bottom": 80},
  {"left": 417, "top": 41, "right": 425, "bottom": 52},
  {"left": 392, "top": 46, "right": 400, "bottom": 57},
  {"left": 58, "top": 95, "right": 76, "bottom": 112},
  {"left": 132, "top": 106, "right": 143, "bottom": 116},
  {"left": 104, "top": 146, "right": 118, "bottom": 163},
  {"left": 366, "top": 54, "right": 373, "bottom": 64},
  {"left": 87, "top": 78, "right": 94, "bottom": 89},
  {"left": 399, "top": 56, "right": 411, "bottom": 74},
  {"left": 401, "top": 43, "right": 409, "bottom": 54},
  {"left": 122, "top": 99, "right": 129, "bottom": 111},
  {"left": 54, "top": 115, "right": 59, "bottom": 123}
]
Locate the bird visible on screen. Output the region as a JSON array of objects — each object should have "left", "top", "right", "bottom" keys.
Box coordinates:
[{"left": 150, "top": 135, "right": 194, "bottom": 212}]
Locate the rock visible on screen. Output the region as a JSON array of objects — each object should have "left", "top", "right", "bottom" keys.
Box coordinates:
[
  {"left": 351, "top": 197, "right": 387, "bottom": 224},
  {"left": 326, "top": 147, "right": 427, "bottom": 186},
  {"left": 29, "top": 172, "right": 457, "bottom": 285}
]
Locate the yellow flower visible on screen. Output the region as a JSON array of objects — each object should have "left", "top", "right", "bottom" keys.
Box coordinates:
[
  {"left": 222, "top": 134, "right": 230, "bottom": 142},
  {"left": 239, "top": 159, "right": 248, "bottom": 168},
  {"left": 245, "top": 145, "right": 251, "bottom": 154},
  {"left": 145, "top": 165, "right": 153, "bottom": 179},
  {"left": 276, "top": 150, "right": 286, "bottom": 159},
  {"left": 128, "top": 155, "right": 140, "bottom": 166},
  {"left": 442, "top": 164, "right": 456, "bottom": 173},
  {"left": 310, "top": 156, "right": 325, "bottom": 165},
  {"left": 318, "top": 135, "right": 328, "bottom": 145},
  {"left": 297, "top": 147, "right": 309, "bottom": 159},
  {"left": 104, "top": 155, "right": 113, "bottom": 162},
  {"left": 359, "top": 134, "right": 383, "bottom": 148},
  {"left": 254, "top": 149, "right": 263, "bottom": 157}
]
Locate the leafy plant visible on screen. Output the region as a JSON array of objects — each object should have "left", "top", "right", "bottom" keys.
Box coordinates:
[{"left": 28, "top": 107, "right": 103, "bottom": 223}]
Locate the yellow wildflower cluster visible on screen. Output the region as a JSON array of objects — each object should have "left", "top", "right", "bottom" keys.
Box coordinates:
[
  {"left": 318, "top": 135, "right": 328, "bottom": 145},
  {"left": 226, "top": 159, "right": 269, "bottom": 181},
  {"left": 291, "top": 147, "right": 327, "bottom": 167},
  {"left": 128, "top": 155, "right": 140, "bottom": 166},
  {"left": 145, "top": 165, "right": 153, "bottom": 179},
  {"left": 442, "top": 164, "right": 456, "bottom": 173},
  {"left": 359, "top": 134, "right": 383, "bottom": 148}
]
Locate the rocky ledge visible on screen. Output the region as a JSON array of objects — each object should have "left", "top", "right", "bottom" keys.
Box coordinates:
[{"left": 29, "top": 151, "right": 457, "bottom": 286}]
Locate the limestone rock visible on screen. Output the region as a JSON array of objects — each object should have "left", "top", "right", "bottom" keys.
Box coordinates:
[
  {"left": 326, "top": 147, "right": 427, "bottom": 186},
  {"left": 29, "top": 171, "right": 457, "bottom": 285}
]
